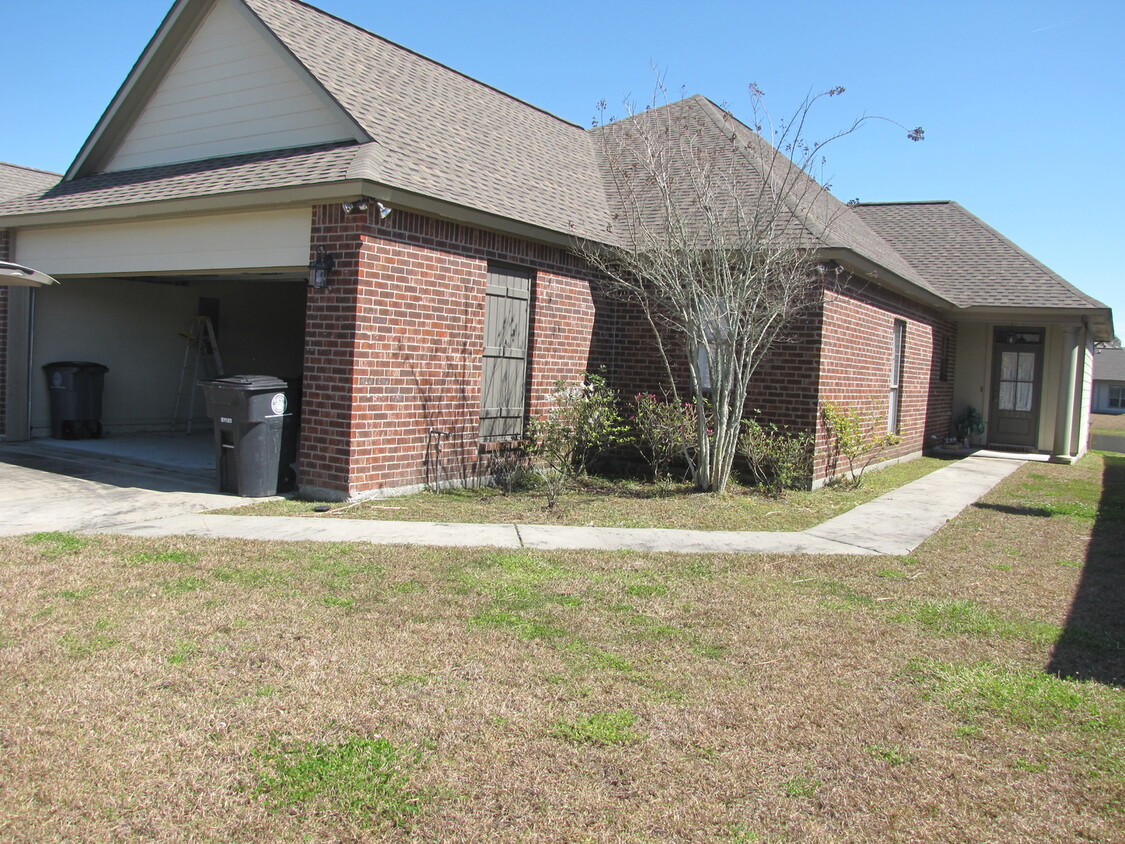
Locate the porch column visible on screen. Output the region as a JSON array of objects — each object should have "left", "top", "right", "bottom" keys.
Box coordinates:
[{"left": 1052, "top": 325, "right": 1082, "bottom": 462}]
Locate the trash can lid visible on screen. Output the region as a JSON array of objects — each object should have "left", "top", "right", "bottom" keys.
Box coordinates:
[
  {"left": 42, "top": 361, "right": 109, "bottom": 372},
  {"left": 203, "top": 374, "right": 288, "bottom": 390}
]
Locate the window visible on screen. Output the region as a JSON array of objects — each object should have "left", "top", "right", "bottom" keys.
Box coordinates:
[
  {"left": 480, "top": 264, "right": 532, "bottom": 439},
  {"left": 888, "top": 320, "right": 905, "bottom": 433},
  {"left": 1110, "top": 386, "right": 1125, "bottom": 410},
  {"left": 997, "top": 350, "right": 1036, "bottom": 412}
]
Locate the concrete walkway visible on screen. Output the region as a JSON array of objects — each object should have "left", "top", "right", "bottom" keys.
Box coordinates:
[{"left": 0, "top": 441, "right": 1026, "bottom": 556}]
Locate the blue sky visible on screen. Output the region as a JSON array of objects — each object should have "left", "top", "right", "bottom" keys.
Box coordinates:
[{"left": 5, "top": 0, "right": 1121, "bottom": 333}]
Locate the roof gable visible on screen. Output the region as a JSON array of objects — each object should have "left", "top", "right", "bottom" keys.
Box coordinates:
[
  {"left": 242, "top": 0, "right": 614, "bottom": 240},
  {"left": 69, "top": 0, "right": 366, "bottom": 179}
]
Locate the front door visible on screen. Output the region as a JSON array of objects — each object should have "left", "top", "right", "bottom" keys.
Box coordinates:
[{"left": 989, "top": 328, "right": 1043, "bottom": 449}]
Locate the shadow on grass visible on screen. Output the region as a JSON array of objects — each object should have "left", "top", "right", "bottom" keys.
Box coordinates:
[
  {"left": 1046, "top": 454, "right": 1125, "bottom": 686},
  {"left": 972, "top": 502, "right": 1054, "bottom": 518}
]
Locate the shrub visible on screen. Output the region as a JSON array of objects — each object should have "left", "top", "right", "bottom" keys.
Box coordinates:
[
  {"left": 737, "top": 418, "right": 813, "bottom": 496},
  {"left": 632, "top": 392, "right": 695, "bottom": 482},
  {"left": 529, "top": 371, "right": 629, "bottom": 507},
  {"left": 821, "top": 400, "right": 902, "bottom": 488}
]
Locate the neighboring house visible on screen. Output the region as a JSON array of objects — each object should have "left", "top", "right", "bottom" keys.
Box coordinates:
[
  {"left": 0, "top": 0, "right": 1112, "bottom": 499},
  {"left": 1092, "top": 347, "right": 1125, "bottom": 413}
]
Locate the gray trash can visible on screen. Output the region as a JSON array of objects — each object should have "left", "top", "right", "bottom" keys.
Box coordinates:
[
  {"left": 42, "top": 361, "right": 108, "bottom": 440},
  {"left": 200, "top": 375, "right": 297, "bottom": 497}
]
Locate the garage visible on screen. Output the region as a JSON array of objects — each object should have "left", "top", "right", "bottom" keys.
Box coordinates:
[{"left": 8, "top": 207, "right": 312, "bottom": 477}]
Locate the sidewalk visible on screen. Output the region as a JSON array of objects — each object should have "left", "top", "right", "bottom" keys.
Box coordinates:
[{"left": 101, "top": 455, "right": 1024, "bottom": 556}]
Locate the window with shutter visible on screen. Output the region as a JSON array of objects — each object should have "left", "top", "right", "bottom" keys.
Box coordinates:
[{"left": 480, "top": 265, "right": 532, "bottom": 439}]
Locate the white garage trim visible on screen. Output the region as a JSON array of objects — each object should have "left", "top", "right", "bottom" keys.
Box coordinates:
[{"left": 14, "top": 208, "right": 312, "bottom": 276}]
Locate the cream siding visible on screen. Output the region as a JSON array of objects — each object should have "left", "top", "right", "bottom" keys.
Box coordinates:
[
  {"left": 14, "top": 208, "right": 312, "bottom": 276},
  {"left": 105, "top": 0, "right": 354, "bottom": 172}
]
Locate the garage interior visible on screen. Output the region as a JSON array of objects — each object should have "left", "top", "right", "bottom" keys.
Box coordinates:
[{"left": 26, "top": 273, "right": 307, "bottom": 477}]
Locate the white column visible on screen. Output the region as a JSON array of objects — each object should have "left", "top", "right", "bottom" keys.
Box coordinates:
[{"left": 1053, "top": 325, "right": 1082, "bottom": 462}]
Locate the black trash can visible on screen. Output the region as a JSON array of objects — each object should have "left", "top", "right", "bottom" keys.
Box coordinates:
[
  {"left": 200, "top": 375, "right": 297, "bottom": 497},
  {"left": 42, "top": 361, "right": 109, "bottom": 440}
]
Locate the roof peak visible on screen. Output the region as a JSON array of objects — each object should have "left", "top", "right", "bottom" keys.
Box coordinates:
[{"left": 263, "top": 0, "right": 586, "bottom": 132}]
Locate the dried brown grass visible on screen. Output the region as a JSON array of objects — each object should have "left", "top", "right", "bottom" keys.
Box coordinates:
[{"left": 0, "top": 457, "right": 1121, "bottom": 843}]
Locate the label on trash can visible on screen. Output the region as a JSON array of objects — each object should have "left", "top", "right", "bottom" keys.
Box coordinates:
[
  {"left": 221, "top": 417, "right": 233, "bottom": 424},
  {"left": 270, "top": 393, "right": 287, "bottom": 416}
]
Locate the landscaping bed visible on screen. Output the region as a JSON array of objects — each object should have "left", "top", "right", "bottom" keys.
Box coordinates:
[{"left": 217, "top": 457, "right": 948, "bottom": 532}]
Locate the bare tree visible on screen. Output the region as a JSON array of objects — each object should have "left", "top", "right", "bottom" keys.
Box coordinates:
[{"left": 578, "top": 86, "right": 922, "bottom": 493}]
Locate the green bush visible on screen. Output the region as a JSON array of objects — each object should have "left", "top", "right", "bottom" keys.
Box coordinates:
[
  {"left": 737, "top": 418, "right": 813, "bottom": 496},
  {"left": 529, "top": 371, "right": 629, "bottom": 506},
  {"left": 821, "top": 400, "right": 902, "bottom": 488}
]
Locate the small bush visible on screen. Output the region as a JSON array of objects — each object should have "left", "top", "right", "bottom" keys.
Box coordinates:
[
  {"left": 529, "top": 371, "right": 629, "bottom": 507},
  {"left": 487, "top": 448, "right": 538, "bottom": 494},
  {"left": 737, "top": 418, "right": 813, "bottom": 495},
  {"left": 822, "top": 400, "right": 902, "bottom": 488},
  {"left": 632, "top": 392, "right": 695, "bottom": 482}
]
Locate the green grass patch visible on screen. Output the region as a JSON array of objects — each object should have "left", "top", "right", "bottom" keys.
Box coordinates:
[
  {"left": 892, "top": 600, "right": 1061, "bottom": 645},
  {"left": 469, "top": 609, "right": 567, "bottom": 641},
  {"left": 551, "top": 710, "right": 644, "bottom": 746},
  {"left": 161, "top": 576, "right": 207, "bottom": 596},
  {"left": 782, "top": 775, "right": 821, "bottom": 798},
  {"left": 130, "top": 550, "right": 199, "bottom": 565},
  {"left": 26, "top": 532, "right": 88, "bottom": 558},
  {"left": 907, "top": 660, "right": 1125, "bottom": 734},
  {"left": 865, "top": 743, "right": 912, "bottom": 765},
  {"left": 254, "top": 734, "right": 420, "bottom": 827}
]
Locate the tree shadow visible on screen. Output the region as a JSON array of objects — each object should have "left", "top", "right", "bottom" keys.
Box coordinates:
[
  {"left": 972, "top": 502, "right": 1054, "bottom": 518},
  {"left": 1046, "top": 454, "right": 1125, "bottom": 686}
]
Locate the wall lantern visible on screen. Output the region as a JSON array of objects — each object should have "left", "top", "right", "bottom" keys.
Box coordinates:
[{"left": 308, "top": 247, "right": 335, "bottom": 289}]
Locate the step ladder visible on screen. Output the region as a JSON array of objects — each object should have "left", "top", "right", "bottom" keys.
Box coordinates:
[{"left": 171, "top": 316, "right": 224, "bottom": 434}]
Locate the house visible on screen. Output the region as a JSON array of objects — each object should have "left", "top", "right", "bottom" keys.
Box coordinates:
[
  {"left": 1092, "top": 347, "right": 1125, "bottom": 414},
  {"left": 0, "top": 0, "right": 1112, "bottom": 499}
]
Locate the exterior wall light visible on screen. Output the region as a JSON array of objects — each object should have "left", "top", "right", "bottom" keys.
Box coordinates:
[
  {"left": 308, "top": 247, "right": 335, "bottom": 289},
  {"left": 342, "top": 199, "right": 369, "bottom": 215}
]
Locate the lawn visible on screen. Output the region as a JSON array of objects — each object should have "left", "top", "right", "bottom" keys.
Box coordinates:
[
  {"left": 1, "top": 455, "right": 1122, "bottom": 842},
  {"left": 214, "top": 457, "right": 949, "bottom": 532},
  {"left": 1091, "top": 412, "right": 1125, "bottom": 435}
]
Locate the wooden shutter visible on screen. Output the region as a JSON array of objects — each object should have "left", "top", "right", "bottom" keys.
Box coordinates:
[{"left": 481, "top": 265, "right": 532, "bottom": 439}]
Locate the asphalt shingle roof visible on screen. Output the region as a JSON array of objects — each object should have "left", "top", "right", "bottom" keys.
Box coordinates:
[
  {"left": 0, "top": 144, "right": 358, "bottom": 216},
  {"left": 0, "top": 0, "right": 1109, "bottom": 328},
  {"left": 590, "top": 96, "right": 937, "bottom": 295},
  {"left": 242, "top": 0, "right": 614, "bottom": 242},
  {"left": 852, "top": 201, "right": 1105, "bottom": 311},
  {"left": 0, "top": 163, "right": 60, "bottom": 203},
  {"left": 1094, "top": 347, "right": 1125, "bottom": 382}
]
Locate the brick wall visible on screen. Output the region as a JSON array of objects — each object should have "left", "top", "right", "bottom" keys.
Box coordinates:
[
  {"left": 815, "top": 276, "right": 956, "bottom": 483},
  {"left": 298, "top": 204, "right": 955, "bottom": 497},
  {"left": 300, "top": 205, "right": 600, "bottom": 499}
]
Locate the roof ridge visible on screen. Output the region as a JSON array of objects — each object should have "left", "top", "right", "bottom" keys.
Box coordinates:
[
  {"left": 0, "top": 162, "right": 62, "bottom": 177},
  {"left": 265, "top": 0, "right": 586, "bottom": 133},
  {"left": 855, "top": 200, "right": 953, "bottom": 207}
]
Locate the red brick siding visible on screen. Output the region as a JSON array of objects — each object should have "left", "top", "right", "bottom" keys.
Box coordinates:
[
  {"left": 300, "top": 206, "right": 599, "bottom": 499},
  {"left": 815, "top": 279, "right": 955, "bottom": 483}
]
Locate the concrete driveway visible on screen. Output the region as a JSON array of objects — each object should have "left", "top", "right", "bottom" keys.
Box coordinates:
[{"left": 0, "top": 442, "right": 237, "bottom": 537}]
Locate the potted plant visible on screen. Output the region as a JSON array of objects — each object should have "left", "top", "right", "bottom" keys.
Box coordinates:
[{"left": 954, "top": 405, "right": 986, "bottom": 448}]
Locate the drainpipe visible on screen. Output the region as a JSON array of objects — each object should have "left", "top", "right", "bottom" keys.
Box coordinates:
[{"left": 1053, "top": 325, "right": 1081, "bottom": 463}]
